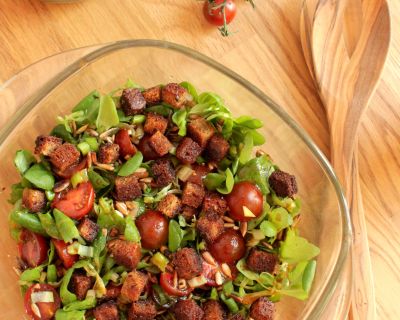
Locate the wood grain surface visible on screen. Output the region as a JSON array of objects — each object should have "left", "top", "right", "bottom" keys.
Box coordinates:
[{"left": 0, "top": 0, "right": 399, "bottom": 319}]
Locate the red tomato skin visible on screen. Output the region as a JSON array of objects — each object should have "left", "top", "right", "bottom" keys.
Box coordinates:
[
  {"left": 51, "top": 239, "right": 78, "bottom": 269},
  {"left": 18, "top": 229, "right": 49, "bottom": 268},
  {"left": 209, "top": 229, "right": 246, "bottom": 264},
  {"left": 203, "top": 0, "right": 237, "bottom": 26},
  {"left": 159, "top": 272, "right": 192, "bottom": 297},
  {"left": 115, "top": 129, "right": 137, "bottom": 158},
  {"left": 52, "top": 182, "right": 95, "bottom": 220},
  {"left": 136, "top": 210, "right": 168, "bottom": 250},
  {"left": 225, "top": 181, "right": 263, "bottom": 222},
  {"left": 137, "top": 135, "right": 159, "bottom": 161},
  {"left": 24, "top": 284, "right": 61, "bottom": 320}
]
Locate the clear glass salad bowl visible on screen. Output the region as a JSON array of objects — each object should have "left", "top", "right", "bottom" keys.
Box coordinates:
[{"left": 0, "top": 40, "right": 351, "bottom": 319}]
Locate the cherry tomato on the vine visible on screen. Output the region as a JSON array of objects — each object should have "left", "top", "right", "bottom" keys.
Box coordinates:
[{"left": 203, "top": 0, "right": 237, "bottom": 27}]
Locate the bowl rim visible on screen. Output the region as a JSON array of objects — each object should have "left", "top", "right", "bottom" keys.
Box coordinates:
[{"left": 0, "top": 39, "right": 352, "bottom": 319}]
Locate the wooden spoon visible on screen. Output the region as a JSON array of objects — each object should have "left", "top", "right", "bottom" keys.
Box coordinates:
[{"left": 300, "top": 0, "right": 391, "bottom": 319}]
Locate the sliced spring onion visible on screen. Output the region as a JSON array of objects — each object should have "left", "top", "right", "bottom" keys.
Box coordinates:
[
  {"left": 71, "top": 169, "right": 88, "bottom": 188},
  {"left": 67, "top": 242, "right": 94, "bottom": 257},
  {"left": 77, "top": 141, "right": 91, "bottom": 155},
  {"left": 31, "top": 291, "right": 54, "bottom": 304},
  {"left": 150, "top": 252, "right": 169, "bottom": 272},
  {"left": 188, "top": 275, "right": 207, "bottom": 288},
  {"left": 176, "top": 165, "right": 194, "bottom": 182}
]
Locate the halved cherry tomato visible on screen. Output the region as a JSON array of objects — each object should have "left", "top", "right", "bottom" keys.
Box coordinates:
[
  {"left": 136, "top": 210, "right": 168, "bottom": 250},
  {"left": 24, "top": 283, "right": 61, "bottom": 320},
  {"left": 201, "top": 260, "right": 218, "bottom": 287},
  {"left": 51, "top": 239, "right": 78, "bottom": 269},
  {"left": 203, "top": 0, "right": 237, "bottom": 27},
  {"left": 138, "top": 135, "right": 159, "bottom": 161},
  {"left": 53, "top": 158, "right": 87, "bottom": 179},
  {"left": 52, "top": 182, "right": 95, "bottom": 220},
  {"left": 115, "top": 129, "right": 137, "bottom": 158},
  {"left": 18, "top": 229, "right": 48, "bottom": 268},
  {"left": 225, "top": 181, "right": 263, "bottom": 222},
  {"left": 159, "top": 272, "right": 193, "bottom": 297}
]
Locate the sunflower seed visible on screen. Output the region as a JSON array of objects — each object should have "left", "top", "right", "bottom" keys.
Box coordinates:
[
  {"left": 202, "top": 252, "right": 217, "bottom": 266},
  {"left": 95, "top": 163, "right": 114, "bottom": 171},
  {"left": 215, "top": 271, "right": 223, "bottom": 286},
  {"left": 75, "top": 124, "right": 89, "bottom": 135},
  {"left": 221, "top": 263, "right": 232, "bottom": 279},
  {"left": 99, "top": 127, "right": 119, "bottom": 139},
  {"left": 223, "top": 216, "right": 234, "bottom": 223},
  {"left": 240, "top": 222, "right": 248, "bottom": 237},
  {"left": 86, "top": 128, "right": 99, "bottom": 137},
  {"left": 133, "top": 167, "right": 148, "bottom": 179},
  {"left": 115, "top": 202, "right": 128, "bottom": 216},
  {"left": 87, "top": 153, "right": 92, "bottom": 168},
  {"left": 54, "top": 180, "right": 70, "bottom": 193},
  {"left": 173, "top": 271, "right": 178, "bottom": 288}
]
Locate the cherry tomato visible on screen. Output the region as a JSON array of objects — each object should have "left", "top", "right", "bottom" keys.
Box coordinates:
[
  {"left": 53, "top": 158, "right": 87, "bottom": 179},
  {"left": 159, "top": 272, "right": 192, "bottom": 297},
  {"left": 138, "top": 135, "right": 159, "bottom": 161},
  {"left": 203, "top": 0, "right": 237, "bottom": 26},
  {"left": 136, "top": 210, "right": 168, "bottom": 250},
  {"left": 209, "top": 229, "right": 245, "bottom": 264},
  {"left": 24, "top": 283, "right": 61, "bottom": 320},
  {"left": 226, "top": 181, "right": 263, "bottom": 222},
  {"left": 51, "top": 239, "right": 78, "bottom": 269},
  {"left": 52, "top": 182, "right": 95, "bottom": 220},
  {"left": 115, "top": 129, "right": 137, "bottom": 158},
  {"left": 201, "top": 260, "right": 218, "bottom": 287},
  {"left": 18, "top": 229, "right": 48, "bottom": 268}
]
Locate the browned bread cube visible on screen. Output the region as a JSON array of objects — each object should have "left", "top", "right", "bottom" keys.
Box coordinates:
[
  {"left": 114, "top": 175, "right": 142, "bottom": 201},
  {"left": 120, "top": 88, "right": 146, "bottom": 116},
  {"left": 173, "top": 299, "right": 204, "bottom": 320},
  {"left": 187, "top": 118, "right": 215, "bottom": 148},
  {"left": 128, "top": 299, "right": 157, "bottom": 320},
  {"left": 268, "top": 170, "right": 298, "bottom": 198},
  {"left": 197, "top": 212, "right": 224, "bottom": 243},
  {"left": 206, "top": 134, "right": 229, "bottom": 162},
  {"left": 104, "top": 283, "right": 122, "bottom": 301},
  {"left": 77, "top": 218, "right": 99, "bottom": 242},
  {"left": 34, "top": 135, "right": 62, "bottom": 156},
  {"left": 157, "top": 193, "right": 181, "bottom": 218},
  {"left": 202, "top": 300, "right": 226, "bottom": 320},
  {"left": 148, "top": 131, "right": 173, "bottom": 157},
  {"left": 142, "top": 86, "right": 161, "bottom": 105},
  {"left": 120, "top": 271, "right": 148, "bottom": 303},
  {"left": 22, "top": 188, "right": 46, "bottom": 213},
  {"left": 151, "top": 158, "right": 175, "bottom": 187},
  {"left": 71, "top": 272, "right": 93, "bottom": 300},
  {"left": 180, "top": 205, "right": 198, "bottom": 222},
  {"left": 98, "top": 143, "right": 120, "bottom": 164},
  {"left": 182, "top": 182, "right": 205, "bottom": 208},
  {"left": 246, "top": 248, "right": 278, "bottom": 274},
  {"left": 202, "top": 192, "right": 227, "bottom": 216},
  {"left": 49, "top": 143, "right": 80, "bottom": 171},
  {"left": 161, "top": 83, "right": 187, "bottom": 109},
  {"left": 176, "top": 137, "right": 202, "bottom": 165},
  {"left": 107, "top": 239, "right": 142, "bottom": 270},
  {"left": 249, "top": 297, "right": 275, "bottom": 320},
  {"left": 172, "top": 248, "right": 202, "bottom": 280},
  {"left": 93, "top": 301, "right": 119, "bottom": 320},
  {"left": 187, "top": 164, "right": 210, "bottom": 186},
  {"left": 144, "top": 112, "right": 168, "bottom": 135}
]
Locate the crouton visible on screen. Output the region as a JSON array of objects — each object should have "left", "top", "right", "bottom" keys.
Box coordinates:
[
  {"left": 144, "top": 113, "right": 168, "bottom": 135},
  {"left": 103, "top": 283, "right": 122, "bottom": 301},
  {"left": 187, "top": 118, "right": 215, "bottom": 148},
  {"left": 22, "top": 188, "right": 46, "bottom": 213},
  {"left": 228, "top": 314, "right": 245, "bottom": 320},
  {"left": 151, "top": 158, "right": 175, "bottom": 187},
  {"left": 172, "top": 248, "right": 202, "bottom": 280},
  {"left": 202, "top": 192, "right": 227, "bottom": 216},
  {"left": 77, "top": 218, "right": 99, "bottom": 242},
  {"left": 206, "top": 135, "right": 229, "bottom": 162},
  {"left": 161, "top": 83, "right": 187, "bottom": 109},
  {"left": 148, "top": 131, "right": 173, "bottom": 157},
  {"left": 157, "top": 193, "right": 181, "bottom": 218},
  {"left": 187, "top": 164, "right": 210, "bottom": 186},
  {"left": 176, "top": 137, "right": 202, "bottom": 165},
  {"left": 34, "top": 135, "right": 62, "bottom": 156},
  {"left": 180, "top": 205, "right": 198, "bottom": 222},
  {"left": 197, "top": 213, "right": 224, "bottom": 243},
  {"left": 114, "top": 175, "right": 142, "bottom": 201},
  {"left": 107, "top": 239, "right": 142, "bottom": 270},
  {"left": 249, "top": 297, "right": 275, "bottom": 320},
  {"left": 182, "top": 182, "right": 205, "bottom": 208},
  {"left": 120, "top": 88, "right": 146, "bottom": 116},
  {"left": 173, "top": 299, "right": 204, "bottom": 320},
  {"left": 138, "top": 135, "right": 159, "bottom": 161},
  {"left": 98, "top": 143, "right": 120, "bottom": 164},
  {"left": 202, "top": 300, "right": 226, "bottom": 320},
  {"left": 142, "top": 86, "right": 161, "bottom": 106},
  {"left": 246, "top": 248, "right": 278, "bottom": 274},
  {"left": 49, "top": 143, "right": 80, "bottom": 171},
  {"left": 71, "top": 272, "right": 93, "bottom": 300},
  {"left": 268, "top": 170, "right": 298, "bottom": 198},
  {"left": 120, "top": 271, "right": 148, "bottom": 303},
  {"left": 93, "top": 301, "right": 119, "bottom": 320},
  {"left": 128, "top": 299, "right": 157, "bottom": 320}
]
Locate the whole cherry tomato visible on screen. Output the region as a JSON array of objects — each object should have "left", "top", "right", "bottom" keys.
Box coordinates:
[
  {"left": 209, "top": 229, "right": 246, "bottom": 264},
  {"left": 203, "top": 0, "right": 237, "bottom": 26}
]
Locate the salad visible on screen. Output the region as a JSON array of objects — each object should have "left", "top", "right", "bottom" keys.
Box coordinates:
[{"left": 9, "top": 81, "right": 320, "bottom": 320}]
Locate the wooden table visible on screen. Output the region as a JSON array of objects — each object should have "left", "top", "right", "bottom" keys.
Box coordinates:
[{"left": 0, "top": 0, "right": 398, "bottom": 318}]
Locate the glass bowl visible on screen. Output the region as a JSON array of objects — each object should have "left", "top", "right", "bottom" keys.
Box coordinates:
[{"left": 0, "top": 40, "right": 351, "bottom": 319}]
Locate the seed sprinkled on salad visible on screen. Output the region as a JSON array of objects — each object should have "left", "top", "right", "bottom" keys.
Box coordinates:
[{"left": 9, "top": 80, "right": 320, "bottom": 320}]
